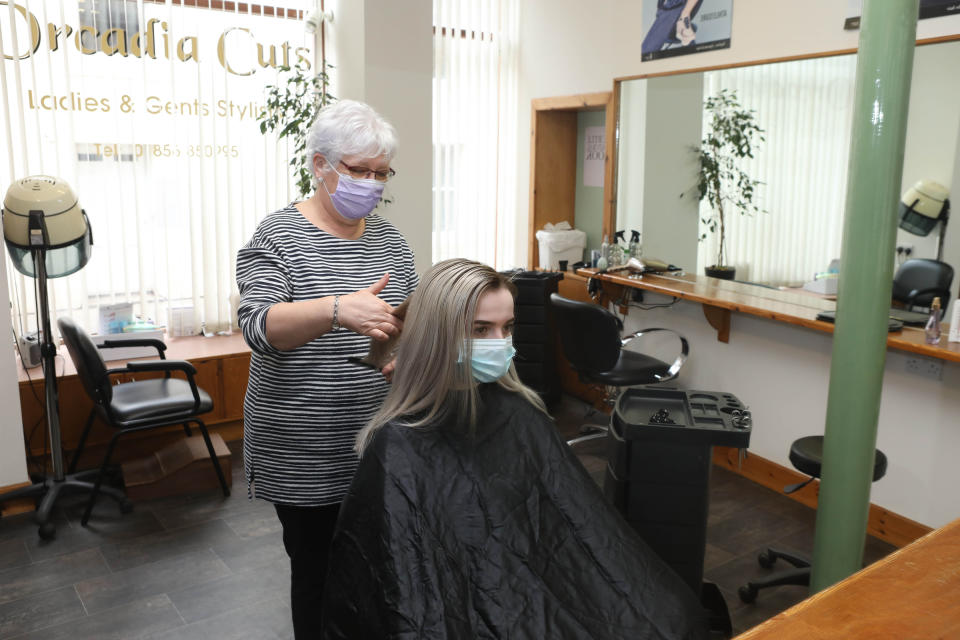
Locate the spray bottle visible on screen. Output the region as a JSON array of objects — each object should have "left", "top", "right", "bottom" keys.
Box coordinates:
[
  {"left": 629, "top": 230, "right": 641, "bottom": 260},
  {"left": 612, "top": 230, "right": 627, "bottom": 266}
]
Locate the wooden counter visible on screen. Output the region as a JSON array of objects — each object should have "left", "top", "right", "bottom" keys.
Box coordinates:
[
  {"left": 735, "top": 516, "right": 960, "bottom": 639},
  {"left": 16, "top": 332, "right": 251, "bottom": 383},
  {"left": 16, "top": 333, "right": 251, "bottom": 472},
  {"left": 578, "top": 268, "right": 960, "bottom": 363}
]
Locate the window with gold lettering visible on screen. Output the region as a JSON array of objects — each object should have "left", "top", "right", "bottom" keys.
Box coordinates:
[
  {"left": 78, "top": 0, "right": 140, "bottom": 53},
  {"left": 1, "top": 0, "right": 314, "bottom": 336}
]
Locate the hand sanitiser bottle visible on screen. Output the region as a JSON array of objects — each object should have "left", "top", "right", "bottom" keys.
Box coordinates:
[{"left": 925, "top": 297, "right": 942, "bottom": 345}]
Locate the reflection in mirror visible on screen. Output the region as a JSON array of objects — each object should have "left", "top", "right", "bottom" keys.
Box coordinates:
[
  {"left": 615, "top": 40, "right": 960, "bottom": 286},
  {"left": 616, "top": 73, "right": 703, "bottom": 274}
]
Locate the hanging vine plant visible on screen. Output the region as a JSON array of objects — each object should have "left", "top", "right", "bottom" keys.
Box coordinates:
[{"left": 258, "top": 63, "right": 335, "bottom": 199}]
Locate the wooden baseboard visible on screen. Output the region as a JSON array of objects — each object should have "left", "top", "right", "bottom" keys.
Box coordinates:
[
  {"left": 7, "top": 421, "right": 245, "bottom": 517},
  {"left": 713, "top": 446, "right": 932, "bottom": 548},
  {"left": 27, "top": 420, "right": 244, "bottom": 477},
  {"left": 0, "top": 481, "right": 35, "bottom": 517}
]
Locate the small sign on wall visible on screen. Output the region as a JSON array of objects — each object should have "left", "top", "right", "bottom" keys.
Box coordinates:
[
  {"left": 641, "top": 0, "right": 733, "bottom": 62},
  {"left": 845, "top": 0, "right": 960, "bottom": 30},
  {"left": 583, "top": 126, "right": 605, "bottom": 187}
]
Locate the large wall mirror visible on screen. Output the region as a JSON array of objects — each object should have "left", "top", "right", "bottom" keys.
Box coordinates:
[{"left": 609, "top": 38, "right": 960, "bottom": 287}]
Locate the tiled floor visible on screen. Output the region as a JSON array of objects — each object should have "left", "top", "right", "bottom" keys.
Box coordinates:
[
  {"left": 0, "top": 394, "right": 896, "bottom": 639},
  {"left": 0, "top": 452, "right": 292, "bottom": 640}
]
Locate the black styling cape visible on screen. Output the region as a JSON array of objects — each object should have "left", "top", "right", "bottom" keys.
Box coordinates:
[{"left": 322, "top": 385, "right": 708, "bottom": 639}]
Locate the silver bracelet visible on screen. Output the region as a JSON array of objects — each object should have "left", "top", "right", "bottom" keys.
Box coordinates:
[{"left": 331, "top": 294, "right": 341, "bottom": 331}]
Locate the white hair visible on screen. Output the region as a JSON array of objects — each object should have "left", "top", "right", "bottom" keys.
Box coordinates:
[{"left": 305, "top": 99, "right": 398, "bottom": 187}]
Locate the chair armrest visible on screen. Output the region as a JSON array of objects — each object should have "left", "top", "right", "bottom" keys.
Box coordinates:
[
  {"left": 97, "top": 360, "right": 202, "bottom": 420},
  {"left": 125, "top": 359, "right": 197, "bottom": 375},
  {"left": 620, "top": 327, "right": 690, "bottom": 383},
  {"left": 126, "top": 360, "right": 201, "bottom": 411},
  {"left": 100, "top": 338, "right": 167, "bottom": 359}
]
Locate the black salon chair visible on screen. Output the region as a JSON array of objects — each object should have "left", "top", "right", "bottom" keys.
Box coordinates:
[
  {"left": 738, "top": 435, "right": 887, "bottom": 603},
  {"left": 549, "top": 294, "right": 688, "bottom": 445},
  {"left": 58, "top": 317, "right": 230, "bottom": 526},
  {"left": 891, "top": 258, "right": 953, "bottom": 319}
]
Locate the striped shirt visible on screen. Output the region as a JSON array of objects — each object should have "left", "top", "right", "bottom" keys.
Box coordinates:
[{"left": 236, "top": 205, "right": 418, "bottom": 506}]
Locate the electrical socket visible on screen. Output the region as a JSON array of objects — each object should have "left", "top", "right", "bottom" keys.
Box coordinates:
[{"left": 905, "top": 356, "right": 942, "bottom": 380}]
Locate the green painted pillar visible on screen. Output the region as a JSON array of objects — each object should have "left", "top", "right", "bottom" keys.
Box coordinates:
[{"left": 810, "top": 0, "right": 918, "bottom": 593}]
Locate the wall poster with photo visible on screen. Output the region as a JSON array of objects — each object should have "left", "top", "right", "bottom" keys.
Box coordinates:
[{"left": 641, "top": 0, "right": 733, "bottom": 62}]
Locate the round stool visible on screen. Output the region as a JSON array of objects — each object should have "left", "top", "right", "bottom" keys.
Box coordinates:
[
  {"left": 738, "top": 435, "right": 887, "bottom": 604},
  {"left": 789, "top": 435, "right": 887, "bottom": 482}
]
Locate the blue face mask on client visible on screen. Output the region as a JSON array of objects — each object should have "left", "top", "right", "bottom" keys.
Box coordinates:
[{"left": 464, "top": 337, "right": 516, "bottom": 383}]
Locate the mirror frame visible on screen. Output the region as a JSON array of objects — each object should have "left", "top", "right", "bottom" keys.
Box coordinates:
[{"left": 602, "top": 34, "right": 960, "bottom": 243}]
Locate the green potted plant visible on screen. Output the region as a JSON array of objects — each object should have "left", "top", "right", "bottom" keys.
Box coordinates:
[
  {"left": 258, "top": 63, "right": 334, "bottom": 199},
  {"left": 696, "top": 89, "right": 765, "bottom": 280}
]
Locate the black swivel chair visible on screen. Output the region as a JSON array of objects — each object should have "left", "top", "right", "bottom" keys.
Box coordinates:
[
  {"left": 549, "top": 294, "right": 689, "bottom": 445},
  {"left": 58, "top": 317, "right": 230, "bottom": 526},
  {"left": 738, "top": 435, "right": 887, "bottom": 603},
  {"left": 891, "top": 258, "right": 953, "bottom": 321}
]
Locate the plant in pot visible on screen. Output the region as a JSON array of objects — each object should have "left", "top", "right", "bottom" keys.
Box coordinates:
[
  {"left": 696, "top": 88, "right": 765, "bottom": 280},
  {"left": 258, "top": 63, "right": 334, "bottom": 199}
]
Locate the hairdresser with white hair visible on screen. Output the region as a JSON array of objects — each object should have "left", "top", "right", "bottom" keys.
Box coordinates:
[{"left": 235, "top": 99, "right": 417, "bottom": 638}]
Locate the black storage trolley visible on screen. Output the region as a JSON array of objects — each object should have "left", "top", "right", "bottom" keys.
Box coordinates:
[
  {"left": 604, "top": 388, "right": 752, "bottom": 635},
  {"left": 504, "top": 270, "right": 563, "bottom": 407}
]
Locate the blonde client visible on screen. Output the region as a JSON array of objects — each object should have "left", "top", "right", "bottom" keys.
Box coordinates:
[{"left": 322, "top": 258, "right": 707, "bottom": 639}]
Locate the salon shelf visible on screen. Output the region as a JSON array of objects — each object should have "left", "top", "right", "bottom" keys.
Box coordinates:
[{"left": 578, "top": 268, "right": 960, "bottom": 363}]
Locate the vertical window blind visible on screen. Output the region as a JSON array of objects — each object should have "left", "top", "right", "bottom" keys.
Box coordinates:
[
  {"left": 2, "top": 0, "right": 312, "bottom": 337},
  {"left": 432, "top": 0, "right": 518, "bottom": 269},
  {"left": 697, "top": 55, "right": 857, "bottom": 285}
]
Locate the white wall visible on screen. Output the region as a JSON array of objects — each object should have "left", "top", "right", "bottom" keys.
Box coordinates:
[
  {"left": 327, "top": 0, "right": 366, "bottom": 103},
  {"left": 327, "top": 0, "right": 433, "bottom": 275},
  {"left": 617, "top": 79, "right": 647, "bottom": 243},
  {"left": 0, "top": 241, "right": 27, "bottom": 489},
  {"left": 514, "top": 0, "right": 960, "bottom": 268},
  {"left": 362, "top": 0, "right": 432, "bottom": 275},
  {"left": 896, "top": 40, "right": 960, "bottom": 261},
  {"left": 949, "top": 115, "right": 960, "bottom": 321},
  {"left": 641, "top": 74, "right": 702, "bottom": 269}
]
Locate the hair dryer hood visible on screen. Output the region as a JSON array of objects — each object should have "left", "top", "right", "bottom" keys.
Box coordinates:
[
  {"left": 2, "top": 175, "right": 92, "bottom": 278},
  {"left": 899, "top": 179, "right": 949, "bottom": 237}
]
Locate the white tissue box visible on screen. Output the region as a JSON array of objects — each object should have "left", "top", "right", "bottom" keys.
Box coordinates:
[
  {"left": 535, "top": 228, "right": 587, "bottom": 270},
  {"left": 803, "top": 276, "right": 838, "bottom": 296}
]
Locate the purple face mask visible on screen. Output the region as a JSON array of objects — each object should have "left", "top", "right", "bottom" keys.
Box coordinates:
[{"left": 321, "top": 160, "right": 385, "bottom": 220}]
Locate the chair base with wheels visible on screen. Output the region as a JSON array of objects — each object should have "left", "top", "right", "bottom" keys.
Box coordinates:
[
  {"left": 566, "top": 403, "right": 612, "bottom": 447},
  {"left": 0, "top": 472, "right": 129, "bottom": 540},
  {"left": 738, "top": 435, "right": 887, "bottom": 603},
  {"left": 738, "top": 548, "right": 811, "bottom": 603}
]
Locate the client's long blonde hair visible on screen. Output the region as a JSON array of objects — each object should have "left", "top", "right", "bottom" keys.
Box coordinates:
[{"left": 355, "top": 259, "right": 548, "bottom": 453}]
